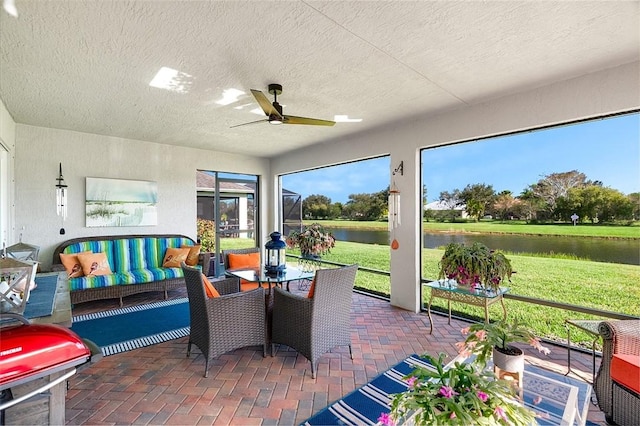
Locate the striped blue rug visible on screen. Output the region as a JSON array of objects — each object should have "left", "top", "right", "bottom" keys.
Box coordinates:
[
  {"left": 303, "top": 354, "right": 438, "bottom": 426},
  {"left": 70, "top": 298, "right": 190, "bottom": 356},
  {"left": 303, "top": 354, "right": 593, "bottom": 426}
]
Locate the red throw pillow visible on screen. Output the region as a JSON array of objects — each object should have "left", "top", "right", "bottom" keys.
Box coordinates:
[{"left": 201, "top": 274, "right": 220, "bottom": 298}]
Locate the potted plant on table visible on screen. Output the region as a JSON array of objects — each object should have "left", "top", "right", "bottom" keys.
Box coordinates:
[
  {"left": 382, "top": 353, "right": 537, "bottom": 426},
  {"left": 286, "top": 223, "right": 335, "bottom": 270},
  {"left": 438, "top": 242, "right": 513, "bottom": 292},
  {"left": 456, "top": 320, "right": 551, "bottom": 372}
]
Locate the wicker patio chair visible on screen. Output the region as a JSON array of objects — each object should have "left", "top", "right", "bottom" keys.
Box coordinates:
[
  {"left": 594, "top": 319, "right": 640, "bottom": 425},
  {"left": 181, "top": 263, "right": 266, "bottom": 377},
  {"left": 270, "top": 264, "right": 358, "bottom": 379}
]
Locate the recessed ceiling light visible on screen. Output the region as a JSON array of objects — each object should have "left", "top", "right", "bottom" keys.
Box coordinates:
[
  {"left": 215, "top": 88, "right": 246, "bottom": 106},
  {"left": 149, "top": 67, "right": 193, "bottom": 93},
  {"left": 3, "top": 0, "right": 18, "bottom": 17},
  {"left": 334, "top": 115, "right": 362, "bottom": 123}
]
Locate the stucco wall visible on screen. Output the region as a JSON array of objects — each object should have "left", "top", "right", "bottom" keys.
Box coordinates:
[
  {"left": 0, "top": 97, "right": 16, "bottom": 248},
  {"left": 271, "top": 61, "right": 640, "bottom": 312},
  {"left": 14, "top": 125, "right": 270, "bottom": 271}
]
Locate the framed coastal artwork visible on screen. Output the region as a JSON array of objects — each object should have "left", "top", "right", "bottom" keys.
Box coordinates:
[{"left": 86, "top": 177, "right": 158, "bottom": 227}]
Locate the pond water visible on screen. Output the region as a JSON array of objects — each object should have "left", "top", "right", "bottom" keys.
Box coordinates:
[{"left": 328, "top": 228, "right": 640, "bottom": 265}]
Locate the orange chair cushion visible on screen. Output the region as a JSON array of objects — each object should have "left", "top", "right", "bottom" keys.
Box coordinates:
[
  {"left": 307, "top": 278, "right": 316, "bottom": 298},
  {"left": 182, "top": 245, "right": 201, "bottom": 266},
  {"left": 162, "top": 247, "right": 191, "bottom": 268},
  {"left": 228, "top": 252, "right": 260, "bottom": 269},
  {"left": 77, "top": 252, "right": 113, "bottom": 277},
  {"left": 60, "top": 251, "right": 92, "bottom": 278},
  {"left": 201, "top": 274, "right": 220, "bottom": 298},
  {"left": 611, "top": 353, "right": 640, "bottom": 393}
]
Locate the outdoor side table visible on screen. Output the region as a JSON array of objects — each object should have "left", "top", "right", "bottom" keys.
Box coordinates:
[
  {"left": 425, "top": 281, "right": 509, "bottom": 334},
  {"left": 564, "top": 319, "right": 601, "bottom": 381}
]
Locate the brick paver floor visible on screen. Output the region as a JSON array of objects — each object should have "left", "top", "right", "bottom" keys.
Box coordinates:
[{"left": 65, "top": 288, "right": 607, "bottom": 425}]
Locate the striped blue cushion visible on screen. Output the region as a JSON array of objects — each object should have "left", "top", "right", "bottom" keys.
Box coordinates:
[{"left": 69, "top": 274, "right": 119, "bottom": 291}]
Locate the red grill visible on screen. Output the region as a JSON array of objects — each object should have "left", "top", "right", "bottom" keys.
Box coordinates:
[{"left": 0, "top": 314, "right": 91, "bottom": 420}]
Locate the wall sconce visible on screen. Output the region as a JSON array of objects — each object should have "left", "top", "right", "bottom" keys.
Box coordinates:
[{"left": 55, "top": 162, "right": 68, "bottom": 235}]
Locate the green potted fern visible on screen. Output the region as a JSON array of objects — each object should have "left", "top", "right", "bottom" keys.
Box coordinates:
[{"left": 437, "top": 242, "right": 513, "bottom": 292}]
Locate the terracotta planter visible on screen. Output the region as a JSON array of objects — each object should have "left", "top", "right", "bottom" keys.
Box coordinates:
[{"left": 492, "top": 346, "right": 524, "bottom": 373}]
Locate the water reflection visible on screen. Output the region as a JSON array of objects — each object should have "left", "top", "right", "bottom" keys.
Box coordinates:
[{"left": 328, "top": 228, "right": 639, "bottom": 265}]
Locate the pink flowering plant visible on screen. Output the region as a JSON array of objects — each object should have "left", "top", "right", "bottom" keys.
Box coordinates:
[
  {"left": 384, "top": 353, "right": 537, "bottom": 425},
  {"left": 438, "top": 242, "right": 512, "bottom": 292},
  {"left": 457, "top": 320, "right": 551, "bottom": 368},
  {"left": 286, "top": 223, "right": 335, "bottom": 256}
]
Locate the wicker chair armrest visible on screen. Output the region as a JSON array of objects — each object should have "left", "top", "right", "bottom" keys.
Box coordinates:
[
  {"left": 198, "top": 252, "right": 211, "bottom": 276},
  {"left": 599, "top": 320, "right": 640, "bottom": 355},
  {"left": 213, "top": 277, "right": 241, "bottom": 295}
]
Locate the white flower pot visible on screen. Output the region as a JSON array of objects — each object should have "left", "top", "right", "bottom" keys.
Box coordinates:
[{"left": 492, "top": 346, "right": 524, "bottom": 373}]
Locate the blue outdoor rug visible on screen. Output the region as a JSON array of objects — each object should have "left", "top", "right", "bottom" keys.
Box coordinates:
[
  {"left": 303, "top": 354, "right": 593, "bottom": 426},
  {"left": 70, "top": 298, "right": 190, "bottom": 356},
  {"left": 23, "top": 274, "right": 58, "bottom": 319}
]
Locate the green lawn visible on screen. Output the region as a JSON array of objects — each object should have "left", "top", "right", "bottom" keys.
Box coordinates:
[{"left": 304, "top": 219, "right": 640, "bottom": 239}]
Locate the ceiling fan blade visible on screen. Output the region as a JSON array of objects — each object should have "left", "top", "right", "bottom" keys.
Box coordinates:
[
  {"left": 283, "top": 115, "right": 336, "bottom": 126},
  {"left": 230, "top": 118, "right": 268, "bottom": 128},
  {"left": 250, "top": 89, "right": 283, "bottom": 119}
]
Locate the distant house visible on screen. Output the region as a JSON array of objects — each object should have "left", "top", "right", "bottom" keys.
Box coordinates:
[
  {"left": 424, "top": 200, "right": 468, "bottom": 219},
  {"left": 196, "top": 171, "right": 255, "bottom": 238}
]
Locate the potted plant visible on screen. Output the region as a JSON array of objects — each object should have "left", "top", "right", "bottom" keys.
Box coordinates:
[
  {"left": 456, "top": 320, "right": 551, "bottom": 372},
  {"left": 285, "top": 223, "right": 336, "bottom": 257},
  {"left": 438, "top": 242, "right": 513, "bottom": 292},
  {"left": 381, "top": 353, "right": 537, "bottom": 426}
]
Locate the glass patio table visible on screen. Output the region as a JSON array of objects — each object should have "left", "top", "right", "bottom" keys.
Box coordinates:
[
  {"left": 225, "top": 265, "right": 315, "bottom": 292},
  {"left": 424, "top": 280, "right": 509, "bottom": 334}
]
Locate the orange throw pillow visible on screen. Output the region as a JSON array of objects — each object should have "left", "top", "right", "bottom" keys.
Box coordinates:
[
  {"left": 307, "top": 278, "right": 316, "bottom": 298},
  {"left": 201, "top": 274, "right": 220, "bottom": 298},
  {"left": 228, "top": 252, "right": 260, "bottom": 269},
  {"left": 60, "top": 251, "right": 92, "bottom": 278},
  {"left": 162, "top": 247, "right": 191, "bottom": 268},
  {"left": 182, "top": 245, "right": 201, "bottom": 266},
  {"left": 77, "top": 252, "right": 113, "bottom": 277}
]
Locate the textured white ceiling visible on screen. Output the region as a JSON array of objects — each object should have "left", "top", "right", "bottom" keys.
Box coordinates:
[{"left": 1, "top": 1, "right": 638, "bottom": 157}]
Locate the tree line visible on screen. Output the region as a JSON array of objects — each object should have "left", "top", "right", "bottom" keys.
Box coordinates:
[{"left": 297, "top": 170, "right": 639, "bottom": 224}]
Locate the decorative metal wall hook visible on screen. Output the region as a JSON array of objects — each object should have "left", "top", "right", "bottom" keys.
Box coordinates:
[{"left": 393, "top": 161, "right": 404, "bottom": 176}]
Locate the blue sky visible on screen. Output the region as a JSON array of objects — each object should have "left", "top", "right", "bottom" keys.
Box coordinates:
[{"left": 281, "top": 113, "right": 639, "bottom": 203}]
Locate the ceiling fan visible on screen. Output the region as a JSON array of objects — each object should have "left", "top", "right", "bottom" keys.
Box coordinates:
[{"left": 231, "top": 83, "right": 335, "bottom": 128}]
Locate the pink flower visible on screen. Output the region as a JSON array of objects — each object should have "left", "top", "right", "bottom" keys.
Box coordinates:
[
  {"left": 494, "top": 406, "right": 507, "bottom": 421},
  {"left": 533, "top": 396, "right": 542, "bottom": 405},
  {"left": 475, "top": 330, "right": 487, "bottom": 340},
  {"left": 378, "top": 412, "right": 395, "bottom": 426},
  {"left": 439, "top": 386, "right": 458, "bottom": 399},
  {"left": 406, "top": 377, "right": 417, "bottom": 387},
  {"left": 477, "top": 391, "right": 488, "bottom": 402},
  {"left": 461, "top": 327, "right": 470, "bottom": 335},
  {"left": 449, "top": 412, "right": 456, "bottom": 419}
]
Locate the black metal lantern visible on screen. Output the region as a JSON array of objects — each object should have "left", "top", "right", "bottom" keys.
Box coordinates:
[{"left": 265, "top": 231, "right": 286, "bottom": 274}]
